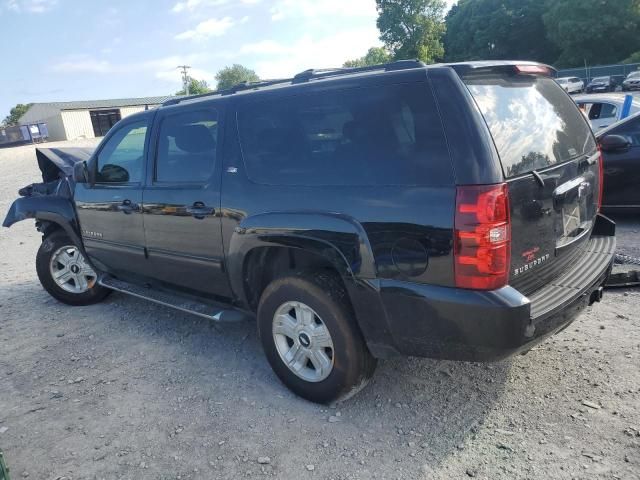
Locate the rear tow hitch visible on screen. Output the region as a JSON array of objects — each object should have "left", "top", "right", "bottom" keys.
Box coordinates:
[{"left": 589, "top": 286, "right": 604, "bottom": 305}]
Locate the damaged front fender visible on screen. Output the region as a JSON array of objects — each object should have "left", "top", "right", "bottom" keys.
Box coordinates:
[{"left": 3, "top": 195, "right": 82, "bottom": 247}]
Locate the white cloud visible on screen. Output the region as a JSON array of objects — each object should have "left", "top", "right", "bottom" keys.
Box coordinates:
[
  {"left": 248, "top": 27, "right": 382, "bottom": 80},
  {"left": 171, "top": 0, "right": 259, "bottom": 13},
  {"left": 240, "top": 40, "right": 287, "bottom": 55},
  {"left": 172, "top": 0, "right": 215, "bottom": 14},
  {"left": 269, "top": 0, "right": 376, "bottom": 22},
  {"left": 4, "top": 0, "right": 57, "bottom": 13},
  {"left": 50, "top": 55, "right": 113, "bottom": 74},
  {"left": 48, "top": 53, "right": 219, "bottom": 88},
  {"left": 175, "top": 16, "right": 234, "bottom": 41}
]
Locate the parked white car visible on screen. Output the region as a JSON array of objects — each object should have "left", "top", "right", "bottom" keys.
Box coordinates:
[
  {"left": 556, "top": 76, "right": 584, "bottom": 94},
  {"left": 574, "top": 93, "right": 640, "bottom": 131}
]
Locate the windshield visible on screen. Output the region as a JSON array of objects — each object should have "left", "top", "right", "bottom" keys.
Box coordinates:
[
  {"left": 557, "top": 78, "right": 568, "bottom": 84},
  {"left": 592, "top": 77, "right": 609, "bottom": 82},
  {"left": 464, "top": 74, "right": 596, "bottom": 178},
  {"left": 628, "top": 72, "right": 640, "bottom": 79}
]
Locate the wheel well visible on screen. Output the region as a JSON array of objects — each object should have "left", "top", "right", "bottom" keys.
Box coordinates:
[
  {"left": 243, "top": 247, "right": 347, "bottom": 311},
  {"left": 36, "top": 220, "right": 64, "bottom": 239}
]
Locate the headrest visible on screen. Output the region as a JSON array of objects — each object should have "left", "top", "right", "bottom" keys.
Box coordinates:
[
  {"left": 342, "top": 120, "right": 368, "bottom": 143},
  {"left": 173, "top": 124, "right": 215, "bottom": 153}
]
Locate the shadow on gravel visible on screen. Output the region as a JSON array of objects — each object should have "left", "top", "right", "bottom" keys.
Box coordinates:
[
  {"left": 1, "top": 282, "right": 510, "bottom": 476},
  {"left": 98, "top": 288, "right": 509, "bottom": 469},
  {"left": 351, "top": 356, "right": 511, "bottom": 468}
]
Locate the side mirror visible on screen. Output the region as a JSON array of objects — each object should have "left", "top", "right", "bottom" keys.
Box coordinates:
[
  {"left": 599, "top": 134, "right": 631, "bottom": 153},
  {"left": 73, "top": 160, "right": 90, "bottom": 183},
  {"left": 98, "top": 164, "right": 130, "bottom": 182}
]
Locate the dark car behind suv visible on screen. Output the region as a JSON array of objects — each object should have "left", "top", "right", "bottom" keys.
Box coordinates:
[
  {"left": 4, "top": 60, "right": 615, "bottom": 403},
  {"left": 587, "top": 76, "right": 616, "bottom": 93}
]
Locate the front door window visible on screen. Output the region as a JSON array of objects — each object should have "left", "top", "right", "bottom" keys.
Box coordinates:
[{"left": 96, "top": 120, "right": 148, "bottom": 184}]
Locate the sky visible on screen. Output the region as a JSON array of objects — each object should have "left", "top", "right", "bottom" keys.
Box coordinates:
[{"left": 0, "top": 0, "right": 456, "bottom": 119}]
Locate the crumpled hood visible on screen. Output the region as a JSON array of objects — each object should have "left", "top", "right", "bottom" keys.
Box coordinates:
[{"left": 36, "top": 147, "right": 94, "bottom": 182}]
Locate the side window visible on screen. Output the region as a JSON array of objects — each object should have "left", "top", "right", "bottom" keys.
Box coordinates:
[
  {"left": 96, "top": 120, "right": 148, "bottom": 184},
  {"left": 599, "top": 103, "right": 618, "bottom": 119},
  {"left": 588, "top": 103, "right": 602, "bottom": 120},
  {"left": 590, "top": 103, "right": 617, "bottom": 120},
  {"left": 237, "top": 83, "right": 451, "bottom": 186},
  {"left": 577, "top": 102, "right": 591, "bottom": 116},
  {"left": 155, "top": 110, "right": 218, "bottom": 183}
]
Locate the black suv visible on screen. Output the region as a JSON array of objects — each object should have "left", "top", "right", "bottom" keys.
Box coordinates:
[{"left": 4, "top": 60, "right": 616, "bottom": 403}]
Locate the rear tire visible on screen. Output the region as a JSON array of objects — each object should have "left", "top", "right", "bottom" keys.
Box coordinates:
[
  {"left": 257, "top": 271, "right": 377, "bottom": 404},
  {"left": 36, "top": 231, "right": 111, "bottom": 306}
]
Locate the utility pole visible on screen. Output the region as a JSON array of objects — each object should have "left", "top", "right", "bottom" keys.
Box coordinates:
[{"left": 177, "top": 65, "right": 191, "bottom": 95}]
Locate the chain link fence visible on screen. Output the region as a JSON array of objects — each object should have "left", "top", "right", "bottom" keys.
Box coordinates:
[{"left": 557, "top": 63, "right": 640, "bottom": 84}]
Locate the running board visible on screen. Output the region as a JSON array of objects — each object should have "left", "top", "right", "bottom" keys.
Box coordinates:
[{"left": 99, "top": 276, "right": 249, "bottom": 322}]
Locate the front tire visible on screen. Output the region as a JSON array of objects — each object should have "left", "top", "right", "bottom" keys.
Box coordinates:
[
  {"left": 36, "top": 231, "right": 110, "bottom": 306},
  {"left": 257, "top": 271, "right": 376, "bottom": 404}
]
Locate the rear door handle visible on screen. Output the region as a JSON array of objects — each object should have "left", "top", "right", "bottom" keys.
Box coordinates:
[
  {"left": 186, "top": 201, "right": 215, "bottom": 219},
  {"left": 116, "top": 199, "right": 138, "bottom": 214}
]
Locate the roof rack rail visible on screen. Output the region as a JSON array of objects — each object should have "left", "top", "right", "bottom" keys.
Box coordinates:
[
  {"left": 291, "top": 59, "right": 425, "bottom": 84},
  {"left": 161, "top": 60, "right": 426, "bottom": 106},
  {"left": 220, "top": 78, "right": 292, "bottom": 95},
  {"left": 162, "top": 78, "right": 293, "bottom": 106}
]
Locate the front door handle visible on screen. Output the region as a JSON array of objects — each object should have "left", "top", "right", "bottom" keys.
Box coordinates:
[
  {"left": 116, "top": 199, "right": 138, "bottom": 214},
  {"left": 185, "top": 201, "right": 215, "bottom": 219}
]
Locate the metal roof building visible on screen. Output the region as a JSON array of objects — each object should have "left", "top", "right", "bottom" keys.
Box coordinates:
[{"left": 18, "top": 96, "right": 174, "bottom": 141}]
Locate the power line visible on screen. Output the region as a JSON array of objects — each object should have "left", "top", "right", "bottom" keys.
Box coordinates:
[{"left": 177, "top": 65, "right": 191, "bottom": 95}]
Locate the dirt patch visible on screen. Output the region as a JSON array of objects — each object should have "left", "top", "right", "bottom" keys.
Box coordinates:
[{"left": 1, "top": 141, "right": 639, "bottom": 479}]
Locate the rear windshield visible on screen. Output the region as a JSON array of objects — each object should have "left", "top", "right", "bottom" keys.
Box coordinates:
[{"left": 464, "top": 74, "right": 596, "bottom": 178}]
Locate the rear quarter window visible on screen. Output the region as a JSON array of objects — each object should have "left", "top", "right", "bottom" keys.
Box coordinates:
[
  {"left": 237, "top": 82, "right": 452, "bottom": 186},
  {"left": 464, "top": 74, "right": 596, "bottom": 178}
]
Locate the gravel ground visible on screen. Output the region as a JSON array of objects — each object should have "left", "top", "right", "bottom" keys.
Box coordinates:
[{"left": 0, "top": 140, "right": 639, "bottom": 480}]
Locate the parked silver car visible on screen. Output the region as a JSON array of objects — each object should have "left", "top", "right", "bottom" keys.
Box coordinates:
[
  {"left": 622, "top": 71, "right": 640, "bottom": 91},
  {"left": 574, "top": 93, "right": 640, "bottom": 131},
  {"left": 556, "top": 76, "right": 584, "bottom": 94}
]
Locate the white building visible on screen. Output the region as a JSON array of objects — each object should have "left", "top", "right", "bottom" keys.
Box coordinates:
[{"left": 18, "top": 96, "right": 174, "bottom": 141}]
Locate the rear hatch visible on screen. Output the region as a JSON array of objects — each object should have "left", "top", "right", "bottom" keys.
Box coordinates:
[{"left": 461, "top": 66, "right": 600, "bottom": 295}]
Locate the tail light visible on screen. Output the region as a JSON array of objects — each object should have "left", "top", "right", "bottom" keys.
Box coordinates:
[
  {"left": 597, "top": 147, "right": 604, "bottom": 212},
  {"left": 454, "top": 184, "right": 511, "bottom": 290}
]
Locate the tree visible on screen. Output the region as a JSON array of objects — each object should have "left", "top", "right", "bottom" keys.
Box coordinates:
[
  {"left": 376, "top": 0, "right": 447, "bottom": 63},
  {"left": 175, "top": 78, "right": 212, "bottom": 96},
  {"left": 623, "top": 51, "right": 640, "bottom": 64},
  {"left": 343, "top": 47, "right": 393, "bottom": 67},
  {"left": 215, "top": 64, "right": 259, "bottom": 90},
  {"left": 543, "top": 0, "right": 640, "bottom": 67},
  {"left": 2, "top": 103, "right": 32, "bottom": 126},
  {"left": 444, "top": 0, "right": 559, "bottom": 64}
]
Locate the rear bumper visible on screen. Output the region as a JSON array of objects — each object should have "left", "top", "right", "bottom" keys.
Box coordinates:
[{"left": 360, "top": 228, "right": 616, "bottom": 361}]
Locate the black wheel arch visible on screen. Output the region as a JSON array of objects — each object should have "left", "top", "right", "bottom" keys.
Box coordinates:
[
  {"left": 3, "top": 195, "right": 88, "bottom": 257},
  {"left": 226, "top": 212, "right": 398, "bottom": 358},
  {"left": 226, "top": 211, "right": 378, "bottom": 308}
]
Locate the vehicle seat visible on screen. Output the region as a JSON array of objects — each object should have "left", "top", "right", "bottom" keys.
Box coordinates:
[{"left": 162, "top": 124, "right": 216, "bottom": 181}]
